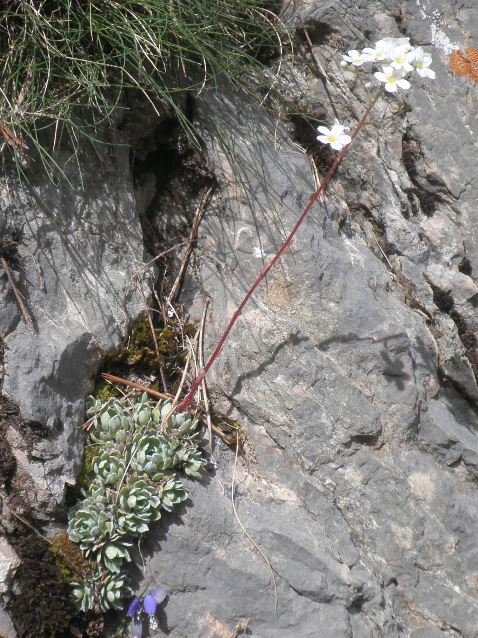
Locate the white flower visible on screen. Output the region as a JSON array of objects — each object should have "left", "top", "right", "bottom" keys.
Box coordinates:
[
  {"left": 374, "top": 65, "right": 411, "bottom": 92},
  {"left": 317, "top": 121, "right": 352, "bottom": 151},
  {"left": 362, "top": 46, "right": 388, "bottom": 62},
  {"left": 342, "top": 50, "right": 367, "bottom": 66},
  {"left": 376, "top": 37, "right": 413, "bottom": 60},
  {"left": 389, "top": 45, "right": 415, "bottom": 72},
  {"left": 413, "top": 47, "right": 436, "bottom": 79}
]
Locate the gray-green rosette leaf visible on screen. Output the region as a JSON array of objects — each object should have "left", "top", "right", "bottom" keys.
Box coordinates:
[
  {"left": 99, "top": 571, "right": 131, "bottom": 611},
  {"left": 184, "top": 449, "right": 206, "bottom": 478},
  {"left": 96, "top": 538, "right": 133, "bottom": 573},
  {"left": 93, "top": 450, "right": 126, "bottom": 486},
  {"left": 71, "top": 578, "right": 96, "bottom": 612},
  {"left": 90, "top": 402, "right": 134, "bottom": 446},
  {"left": 117, "top": 479, "right": 161, "bottom": 535},
  {"left": 133, "top": 398, "right": 152, "bottom": 427},
  {"left": 68, "top": 392, "right": 206, "bottom": 613},
  {"left": 68, "top": 498, "right": 114, "bottom": 549},
  {"left": 130, "top": 434, "right": 178, "bottom": 481},
  {"left": 88, "top": 476, "right": 108, "bottom": 505},
  {"left": 158, "top": 402, "right": 200, "bottom": 441},
  {"left": 160, "top": 478, "right": 187, "bottom": 512}
]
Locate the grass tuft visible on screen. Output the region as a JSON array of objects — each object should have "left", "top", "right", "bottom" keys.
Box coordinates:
[{"left": 0, "top": 0, "right": 281, "bottom": 177}]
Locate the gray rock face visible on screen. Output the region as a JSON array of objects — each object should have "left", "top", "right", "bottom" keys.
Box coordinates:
[
  {"left": 0, "top": 538, "right": 18, "bottom": 637},
  {"left": 0, "top": 538, "right": 19, "bottom": 595},
  {"left": 0, "top": 606, "right": 16, "bottom": 638},
  {"left": 0, "top": 140, "right": 151, "bottom": 512},
  {"left": 140, "top": 2, "right": 478, "bottom": 636}
]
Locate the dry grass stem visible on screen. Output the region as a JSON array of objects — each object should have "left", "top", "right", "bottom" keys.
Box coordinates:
[
  {"left": 167, "top": 185, "right": 213, "bottom": 305},
  {"left": 230, "top": 436, "right": 278, "bottom": 612},
  {"left": 1, "top": 256, "right": 36, "bottom": 334},
  {"left": 101, "top": 373, "right": 169, "bottom": 400},
  {"left": 198, "top": 300, "right": 213, "bottom": 451},
  {"left": 302, "top": 27, "right": 340, "bottom": 120}
]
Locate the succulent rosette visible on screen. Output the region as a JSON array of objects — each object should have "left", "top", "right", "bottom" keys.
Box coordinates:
[
  {"left": 117, "top": 479, "right": 162, "bottom": 535},
  {"left": 68, "top": 394, "right": 205, "bottom": 612},
  {"left": 68, "top": 498, "right": 114, "bottom": 549}
]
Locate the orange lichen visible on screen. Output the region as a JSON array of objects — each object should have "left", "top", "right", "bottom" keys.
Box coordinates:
[{"left": 450, "top": 46, "right": 478, "bottom": 83}]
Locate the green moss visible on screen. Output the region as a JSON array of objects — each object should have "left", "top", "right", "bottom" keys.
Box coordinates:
[
  {"left": 49, "top": 531, "right": 95, "bottom": 584},
  {"left": 94, "top": 379, "right": 122, "bottom": 403},
  {"left": 77, "top": 444, "right": 101, "bottom": 490},
  {"left": 109, "top": 319, "right": 193, "bottom": 369},
  {"left": 97, "top": 318, "right": 196, "bottom": 393}
]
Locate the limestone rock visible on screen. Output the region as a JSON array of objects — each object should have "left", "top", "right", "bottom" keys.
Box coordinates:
[
  {"left": 0, "top": 606, "right": 16, "bottom": 638},
  {"left": 140, "top": 2, "right": 478, "bottom": 635},
  {"left": 0, "top": 538, "right": 19, "bottom": 595},
  {"left": 0, "top": 139, "right": 151, "bottom": 513}
]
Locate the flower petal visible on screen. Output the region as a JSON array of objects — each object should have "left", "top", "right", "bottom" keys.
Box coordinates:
[
  {"left": 143, "top": 593, "right": 157, "bottom": 615},
  {"left": 330, "top": 124, "right": 345, "bottom": 136},
  {"left": 384, "top": 82, "right": 398, "bottom": 92},
  {"left": 396, "top": 78, "right": 411, "bottom": 89},
  {"left": 132, "top": 618, "right": 143, "bottom": 638},
  {"left": 151, "top": 587, "right": 167, "bottom": 605},
  {"left": 317, "top": 126, "right": 330, "bottom": 135},
  {"left": 127, "top": 597, "right": 142, "bottom": 618},
  {"left": 330, "top": 140, "right": 344, "bottom": 150},
  {"left": 317, "top": 135, "right": 329, "bottom": 144}
]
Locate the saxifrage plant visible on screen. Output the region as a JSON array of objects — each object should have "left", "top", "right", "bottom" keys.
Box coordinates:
[
  {"left": 178, "top": 36, "right": 437, "bottom": 411},
  {"left": 67, "top": 392, "right": 205, "bottom": 613}
]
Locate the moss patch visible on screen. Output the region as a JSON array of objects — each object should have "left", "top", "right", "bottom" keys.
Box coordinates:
[
  {"left": 76, "top": 444, "right": 101, "bottom": 491},
  {"left": 96, "top": 318, "right": 195, "bottom": 395},
  {"left": 106, "top": 319, "right": 192, "bottom": 370},
  {"left": 49, "top": 530, "right": 95, "bottom": 584}
]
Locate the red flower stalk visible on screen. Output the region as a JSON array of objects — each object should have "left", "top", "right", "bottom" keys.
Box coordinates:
[{"left": 178, "top": 91, "right": 381, "bottom": 412}]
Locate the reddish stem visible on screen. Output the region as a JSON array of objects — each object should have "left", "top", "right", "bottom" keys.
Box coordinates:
[{"left": 178, "top": 91, "right": 381, "bottom": 412}]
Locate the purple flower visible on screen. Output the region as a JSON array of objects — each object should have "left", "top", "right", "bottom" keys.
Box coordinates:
[
  {"left": 132, "top": 617, "right": 143, "bottom": 638},
  {"left": 127, "top": 586, "right": 167, "bottom": 637},
  {"left": 127, "top": 597, "right": 142, "bottom": 618},
  {"left": 143, "top": 587, "right": 167, "bottom": 615},
  {"left": 143, "top": 592, "right": 157, "bottom": 615}
]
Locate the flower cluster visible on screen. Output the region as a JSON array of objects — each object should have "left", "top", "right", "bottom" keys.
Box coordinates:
[
  {"left": 342, "top": 37, "right": 435, "bottom": 92},
  {"left": 68, "top": 393, "right": 205, "bottom": 613},
  {"left": 127, "top": 587, "right": 167, "bottom": 637},
  {"left": 317, "top": 37, "right": 435, "bottom": 152}
]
